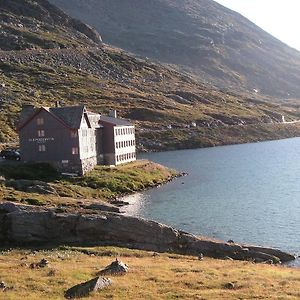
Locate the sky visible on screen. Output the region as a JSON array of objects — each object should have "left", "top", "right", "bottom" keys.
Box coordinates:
[{"left": 214, "top": 0, "right": 300, "bottom": 51}]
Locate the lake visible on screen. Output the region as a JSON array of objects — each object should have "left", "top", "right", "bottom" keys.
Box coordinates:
[{"left": 122, "top": 138, "right": 300, "bottom": 265}]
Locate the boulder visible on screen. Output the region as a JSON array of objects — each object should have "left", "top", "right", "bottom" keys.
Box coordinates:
[
  {"left": 30, "top": 258, "right": 49, "bottom": 269},
  {"left": 64, "top": 277, "right": 111, "bottom": 299},
  {"left": 0, "top": 202, "right": 296, "bottom": 263},
  {"left": 97, "top": 259, "right": 128, "bottom": 276},
  {"left": 0, "top": 281, "right": 6, "bottom": 290},
  {"left": 85, "top": 202, "right": 120, "bottom": 213},
  {"left": 6, "top": 180, "right": 57, "bottom": 195},
  {"left": 27, "top": 184, "right": 57, "bottom": 195},
  {"left": 223, "top": 282, "right": 235, "bottom": 290},
  {"left": 0, "top": 201, "right": 21, "bottom": 213}
]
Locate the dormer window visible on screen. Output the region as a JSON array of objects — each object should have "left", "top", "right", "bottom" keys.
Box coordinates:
[{"left": 37, "top": 117, "right": 44, "bottom": 125}]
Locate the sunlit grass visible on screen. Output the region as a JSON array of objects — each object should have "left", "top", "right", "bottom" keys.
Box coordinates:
[
  {"left": 0, "top": 160, "right": 177, "bottom": 207},
  {"left": 0, "top": 247, "right": 299, "bottom": 299}
]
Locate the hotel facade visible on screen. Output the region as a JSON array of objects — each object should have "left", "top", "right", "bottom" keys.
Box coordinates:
[{"left": 17, "top": 105, "right": 136, "bottom": 175}]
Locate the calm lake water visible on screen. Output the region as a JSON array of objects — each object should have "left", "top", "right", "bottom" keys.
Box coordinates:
[{"left": 122, "top": 138, "right": 300, "bottom": 265}]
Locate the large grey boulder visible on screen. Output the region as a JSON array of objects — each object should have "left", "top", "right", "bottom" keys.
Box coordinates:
[
  {"left": 0, "top": 202, "right": 296, "bottom": 263},
  {"left": 64, "top": 276, "right": 111, "bottom": 299},
  {"left": 97, "top": 259, "right": 128, "bottom": 276}
]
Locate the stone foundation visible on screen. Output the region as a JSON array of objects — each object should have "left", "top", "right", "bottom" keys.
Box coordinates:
[{"left": 80, "top": 156, "right": 98, "bottom": 175}]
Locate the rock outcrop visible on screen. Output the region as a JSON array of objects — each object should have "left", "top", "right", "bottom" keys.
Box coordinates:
[
  {"left": 97, "top": 259, "right": 129, "bottom": 276},
  {"left": 0, "top": 0, "right": 102, "bottom": 51},
  {"left": 6, "top": 179, "right": 58, "bottom": 195},
  {"left": 64, "top": 276, "right": 112, "bottom": 299},
  {"left": 0, "top": 202, "right": 295, "bottom": 263}
]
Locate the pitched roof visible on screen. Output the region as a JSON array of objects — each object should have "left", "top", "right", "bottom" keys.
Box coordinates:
[
  {"left": 18, "top": 105, "right": 38, "bottom": 128},
  {"left": 18, "top": 105, "right": 89, "bottom": 131},
  {"left": 99, "top": 115, "right": 133, "bottom": 126},
  {"left": 48, "top": 105, "right": 85, "bottom": 129}
]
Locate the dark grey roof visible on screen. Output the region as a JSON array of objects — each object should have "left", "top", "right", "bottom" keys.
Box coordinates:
[
  {"left": 49, "top": 105, "right": 85, "bottom": 129},
  {"left": 19, "top": 105, "right": 38, "bottom": 128},
  {"left": 99, "top": 115, "right": 133, "bottom": 126}
]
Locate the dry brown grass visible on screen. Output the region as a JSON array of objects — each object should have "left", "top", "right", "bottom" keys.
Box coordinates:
[{"left": 0, "top": 247, "right": 299, "bottom": 299}]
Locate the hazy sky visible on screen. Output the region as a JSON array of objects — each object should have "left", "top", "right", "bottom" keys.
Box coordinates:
[{"left": 214, "top": 0, "right": 300, "bottom": 51}]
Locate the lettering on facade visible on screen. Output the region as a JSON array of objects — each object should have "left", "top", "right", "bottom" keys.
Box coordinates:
[{"left": 28, "top": 137, "right": 55, "bottom": 143}]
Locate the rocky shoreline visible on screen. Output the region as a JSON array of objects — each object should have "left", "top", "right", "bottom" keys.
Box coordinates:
[{"left": 0, "top": 202, "right": 295, "bottom": 264}]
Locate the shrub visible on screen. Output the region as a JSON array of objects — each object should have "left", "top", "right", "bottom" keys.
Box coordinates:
[{"left": 21, "top": 198, "right": 45, "bottom": 206}]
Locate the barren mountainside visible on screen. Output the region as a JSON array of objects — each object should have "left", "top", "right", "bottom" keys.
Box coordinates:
[
  {"left": 49, "top": 0, "right": 300, "bottom": 99},
  {"left": 1, "top": 0, "right": 300, "bottom": 150},
  {"left": 0, "top": 0, "right": 102, "bottom": 50}
]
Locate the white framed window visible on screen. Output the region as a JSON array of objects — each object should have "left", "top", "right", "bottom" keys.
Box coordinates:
[
  {"left": 37, "top": 117, "right": 44, "bottom": 125},
  {"left": 38, "top": 144, "right": 46, "bottom": 152},
  {"left": 81, "top": 129, "right": 87, "bottom": 137},
  {"left": 72, "top": 147, "right": 79, "bottom": 155},
  {"left": 37, "top": 130, "right": 45, "bottom": 137}
]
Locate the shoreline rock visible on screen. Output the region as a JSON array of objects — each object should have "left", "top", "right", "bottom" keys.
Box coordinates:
[{"left": 0, "top": 202, "right": 295, "bottom": 264}]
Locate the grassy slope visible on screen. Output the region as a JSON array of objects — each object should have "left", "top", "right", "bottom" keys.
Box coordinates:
[
  {"left": 1, "top": 46, "right": 300, "bottom": 149},
  {"left": 0, "top": 160, "right": 177, "bottom": 207},
  {"left": 0, "top": 246, "right": 299, "bottom": 299}
]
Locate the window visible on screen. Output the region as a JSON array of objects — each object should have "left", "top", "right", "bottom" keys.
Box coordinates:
[
  {"left": 71, "top": 130, "right": 78, "bottom": 138},
  {"left": 38, "top": 144, "right": 46, "bottom": 152},
  {"left": 37, "top": 117, "right": 44, "bottom": 125},
  {"left": 81, "top": 129, "right": 87, "bottom": 137},
  {"left": 72, "top": 147, "right": 79, "bottom": 155},
  {"left": 37, "top": 130, "right": 45, "bottom": 137}
]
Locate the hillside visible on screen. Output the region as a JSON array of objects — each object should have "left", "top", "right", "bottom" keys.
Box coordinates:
[
  {"left": 1, "top": 0, "right": 300, "bottom": 149},
  {"left": 49, "top": 0, "right": 300, "bottom": 99}
]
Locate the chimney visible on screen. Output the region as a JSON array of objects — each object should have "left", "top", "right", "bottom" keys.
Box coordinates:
[
  {"left": 109, "top": 110, "right": 117, "bottom": 118},
  {"left": 22, "top": 104, "right": 35, "bottom": 110}
]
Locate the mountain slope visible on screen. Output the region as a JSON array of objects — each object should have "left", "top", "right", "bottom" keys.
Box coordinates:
[
  {"left": 0, "top": 0, "right": 102, "bottom": 50},
  {"left": 49, "top": 0, "right": 300, "bottom": 99},
  {"left": 1, "top": 0, "right": 300, "bottom": 150}
]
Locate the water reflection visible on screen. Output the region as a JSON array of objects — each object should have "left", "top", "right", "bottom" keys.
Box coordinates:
[{"left": 120, "top": 193, "right": 146, "bottom": 215}]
